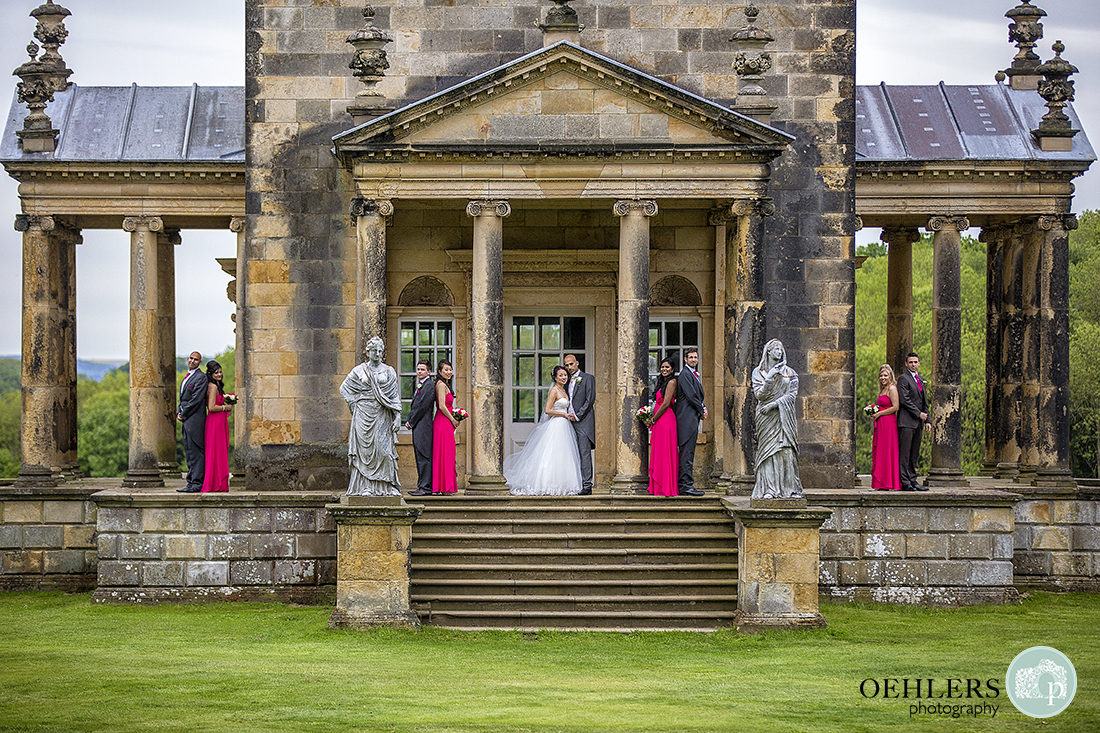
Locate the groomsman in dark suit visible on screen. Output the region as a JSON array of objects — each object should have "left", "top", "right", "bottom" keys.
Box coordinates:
[
  {"left": 897, "top": 351, "right": 931, "bottom": 491},
  {"left": 176, "top": 351, "right": 208, "bottom": 493},
  {"left": 673, "top": 347, "right": 707, "bottom": 496},
  {"left": 564, "top": 354, "right": 596, "bottom": 495},
  {"left": 406, "top": 359, "right": 435, "bottom": 496}
]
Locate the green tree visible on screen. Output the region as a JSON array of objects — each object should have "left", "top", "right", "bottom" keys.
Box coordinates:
[
  {"left": 0, "top": 390, "right": 20, "bottom": 478},
  {"left": 1069, "top": 210, "right": 1100, "bottom": 477},
  {"left": 77, "top": 371, "right": 130, "bottom": 477}
]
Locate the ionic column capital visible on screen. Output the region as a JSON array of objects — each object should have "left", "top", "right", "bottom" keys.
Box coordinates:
[
  {"left": 926, "top": 215, "right": 969, "bottom": 232},
  {"left": 614, "top": 199, "right": 658, "bottom": 218},
  {"left": 350, "top": 197, "right": 394, "bottom": 218},
  {"left": 466, "top": 199, "right": 511, "bottom": 218},
  {"left": 880, "top": 226, "right": 921, "bottom": 245},
  {"left": 1038, "top": 213, "right": 1078, "bottom": 232},
  {"left": 122, "top": 215, "right": 164, "bottom": 233},
  {"left": 14, "top": 213, "right": 55, "bottom": 232},
  {"left": 229, "top": 216, "right": 246, "bottom": 233}
]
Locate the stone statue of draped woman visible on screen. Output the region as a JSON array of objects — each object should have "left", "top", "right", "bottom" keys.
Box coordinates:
[
  {"left": 751, "top": 339, "right": 804, "bottom": 500},
  {"left": 341, "top": 336, "right": 402, "bottom": 496}
]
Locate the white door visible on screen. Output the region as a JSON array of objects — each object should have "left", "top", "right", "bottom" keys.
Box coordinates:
[{"left": 504, "top": 311, "right": 592, "bottom": 456}]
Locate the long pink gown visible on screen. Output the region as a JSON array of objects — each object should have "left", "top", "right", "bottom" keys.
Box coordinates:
[
  {"left": 201, "top": 393, "right": 230, "bottom": 493},
  {"left": 648, "top": 390, "right": 679, "bottom": 497},
  {"left": 871, "top": 392, "right": 902, "bottom": 490},
  {"left": 432, "top": 390, "right": 457, "bottom": 494}
]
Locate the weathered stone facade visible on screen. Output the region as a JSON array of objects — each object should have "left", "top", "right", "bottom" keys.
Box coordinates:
[{"left": 0, "top": 486, "right": 98, "bottom": 591}]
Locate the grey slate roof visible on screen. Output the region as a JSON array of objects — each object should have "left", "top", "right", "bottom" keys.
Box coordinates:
[
  {"left": 0, "top": 84, "right": 244, "bottom": 163},
  {"left": 1, "top": 81, "right": 1092, "bottom": 166},
  {"left": 856, "top": 83, "right": 1095, "bottom": 163}
]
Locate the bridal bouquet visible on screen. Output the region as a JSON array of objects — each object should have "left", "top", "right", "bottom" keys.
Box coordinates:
[
  {"left": 225, "top": 393, "right": 239, "bottom": 405},
  {"left": 862, "top": 403, "right": 878, "bottom": 416},
  {"left": 453, "top": 407, "right": 469, "bottom": 422},
  {"left": 636, "top": 404, "right": 654, "bottom": 426}
]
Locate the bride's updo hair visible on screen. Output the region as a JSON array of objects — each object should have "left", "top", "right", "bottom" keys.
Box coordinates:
[{"left": 550, "top": 365, "right": 568, "bottom": 384}]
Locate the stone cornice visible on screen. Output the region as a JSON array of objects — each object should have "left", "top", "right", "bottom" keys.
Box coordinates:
[{"left": 1, "top": 160, "right": 245, "bottom": 183}]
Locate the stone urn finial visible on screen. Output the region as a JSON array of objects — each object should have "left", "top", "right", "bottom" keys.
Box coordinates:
[
  {"left": 1002, "top": 1, "right": 1046, "bottom": 89},
  {"left": 538, "top": 0, "right": 584, "bottom": 45},
  {"left": 346, "top": 5, "right": 394, "bottom": 124},
  {"left": 729, "top": 4, "right": 776, "bottom": 122},
  {"left": 14, "top": 1, "right": 73, "bottom": 152},
  {"left": 1032, "top": 40, "right": 1080, "bottom": 151},
  {"left": 30, "top": 0, "right": 73, "bottom": 91}
]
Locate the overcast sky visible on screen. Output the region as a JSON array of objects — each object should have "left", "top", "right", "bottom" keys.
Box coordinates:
[{"left": 0, "top": 0, "right": 1097, "bottom": 360}]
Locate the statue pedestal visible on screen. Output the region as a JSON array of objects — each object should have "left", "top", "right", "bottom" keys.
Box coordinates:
[
  {"left": 327, "top": 496, "right": 424, "bottom": 630},
  {"left": 723, "top": 498, "right": 831, "bottom": 633}
]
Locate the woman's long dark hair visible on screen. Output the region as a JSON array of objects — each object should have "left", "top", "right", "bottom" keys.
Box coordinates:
[
  {"left": 655, "top": 356, "right": 677, "bottom": 399},
  {"left": 206, "top": 360, "right": 225, "bottom": 396},
  {"left": 436, "top": 359, "right": 454, "bottom": 395},
  {"left": 550, "top": 364, "right": 568, "bottom": 387}
]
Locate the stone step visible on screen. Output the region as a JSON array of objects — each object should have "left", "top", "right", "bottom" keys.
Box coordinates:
[
  {"left": 410, "top": 547, "right": 737, "bottom": 565},
  {"left": 414, "top": 608, "right": 737, "bottom": 631},
  {"left": 411, "top": 531, "right": 736, "bottom": 550},
  {"left": 410, "top": 578, "right": 737, "bottom": 596},
  {"left": 415, "top": 517, "right": 734, "bottom": 534},
  {"left": 411, "top": 594, "right": 736, "bottom": 613},
  {"left": 411, "top": 563, "right": 738, "bottom": 581}
]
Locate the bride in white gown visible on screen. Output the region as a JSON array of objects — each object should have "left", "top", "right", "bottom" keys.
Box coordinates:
[{"left": 505, "top": 365, "right": 584, "bottom": 496}]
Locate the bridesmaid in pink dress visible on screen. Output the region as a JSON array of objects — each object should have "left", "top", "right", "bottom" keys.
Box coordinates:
[
  {"left": 870, "top": 363, "right": 902, "bottom": 490},
  {"left": 200, "top": 360, "right": 233, "bottom": 493},
  {"left": 431, "top": 359, "right": 458, "bottom": 494},
  {"left": 648, "top": 358, "right": 680, "bottom": 497}
]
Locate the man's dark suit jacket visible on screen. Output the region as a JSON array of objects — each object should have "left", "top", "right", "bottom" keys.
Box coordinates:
[
  {"left": 407, "top": 377, "right": 435, "bottom": 457},
  {"left": 897, "top": 370, "right": 927, "bottom": 429},
  {"left": 179, "top": 369, "right": 209, "bottom": 426},
  {"left": 673, "top": 366, "right": 705, "bottom": 448}
]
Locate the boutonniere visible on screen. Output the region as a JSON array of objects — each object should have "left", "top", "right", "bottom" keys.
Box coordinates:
[{"left": 572, "top": 375, "right": 581, "bottom": 383}]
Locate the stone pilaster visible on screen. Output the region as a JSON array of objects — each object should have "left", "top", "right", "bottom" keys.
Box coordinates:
[
  {"left": 466, "top": 199, "right": 510, "bottom": 493},
  {"left": 327, "top": 498, "right": 423, "bottom": 630},
  {"left": 54, "top": 222, "right": 81, "bottom": 478},
  {"left": 882, "top": 227, "right": 920, "bottom": 374},
  {"left": 156, "top": 228, "right": 181, "bottom": 474},
  {"left": 230, "top": 216, "right": 247, "bottom": 464},
  {"left": 1016, "top": 219, "right": 1043, "bottom": 485},
  {"left": 122, "top": 215, "right": 166, "bottom": 488},
  {"left": 611, "top": 199, "right": 656, "bottom": 493},
  {"left": 1033, "top": 214, "right": 1076, "bottom": 489},
  {"left": 352, "top": 198, "right": 392, "bottom": 352},
  {"left": 714, "top": 199, "right": 771, "bottom": 495},
  {"left": 925, "top": 216, "right": 969, "bottom": 488},
  {"left": 980, "top": 226, "right": 1006, "bottom": 477},
  {"left": 15, "top": 214, "right": 61, "bottom": 486}
]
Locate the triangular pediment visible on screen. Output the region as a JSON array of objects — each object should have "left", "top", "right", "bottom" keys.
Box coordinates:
[{"left": 333, "top": 41, "right": 793, "bottom": 160}]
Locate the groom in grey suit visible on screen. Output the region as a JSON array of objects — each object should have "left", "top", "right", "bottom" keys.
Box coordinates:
[{"left": 564, "top": 354, "right": 595, "bottom": 495}]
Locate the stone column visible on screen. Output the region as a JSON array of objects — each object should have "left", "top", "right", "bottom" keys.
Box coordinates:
[
  {"left": 466, "top": 199, "right": 510, "bottom": 493},
  {"left": 1033, "top": 214, "right": 1076, "bottom": 489},
  {"left": 352, "top": 198, "right": 392, "bottom": 352},
  {"left": 1016, "top": 219, "right": 1043, "bottom": 485},
  {"left": 230, "top": 216, "right": 247, "bottom": 466},
  {"left": 925, "top": 216, "right": 969, "bottom": 488},
  {"left": 611, "top": 199, "right": 657, "bottom": 493},
  {"left": 156, "top": 228, "right": 181, "bottom": 474},
  {"left": 15, "top": 214, "right": 61, "bottom": 486},
  {"left": 327, "top": 497, "right": 424, "bottom": 630},
  {"left": 715, "top": 199, "right": 771, "bottom": 495},
  {"left": 122, "top": 215, "right": 166, "bottom": 488},
  {"left": 997, "top": 223, "right": 1026, "bottom": 479},
  {"left": 55, "top": 222, "right": 81, "bottom": 477},
  {"left": 882, "top": 226, "right": 920, "bottom": 373},
  {"left": 980, "top": 226, "right": 1006, "bottom": 476}
]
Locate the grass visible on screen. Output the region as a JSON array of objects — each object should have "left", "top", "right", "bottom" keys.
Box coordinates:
[{"left": 1, "top": 592, "right": 1097, "bottom": 732}]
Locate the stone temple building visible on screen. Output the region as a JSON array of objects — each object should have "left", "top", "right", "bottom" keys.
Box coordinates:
[{"left": 2, "top": 2, "right": 1099, "bottom": 623}]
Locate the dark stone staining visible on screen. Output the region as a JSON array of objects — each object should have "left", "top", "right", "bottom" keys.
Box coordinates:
[
  {"left": 494, "top": 29, "right": 526, "bottom": 53},
  {"left": 264, "top": 54, "right": 323, "bottom": 77},
  {"left": 599, "top": 6, "right": 631, "bottom": 29}
]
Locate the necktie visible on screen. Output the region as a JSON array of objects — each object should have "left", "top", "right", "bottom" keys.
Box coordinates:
[{"left": 915, "top": 373, "right": 923, "bottom": 391}]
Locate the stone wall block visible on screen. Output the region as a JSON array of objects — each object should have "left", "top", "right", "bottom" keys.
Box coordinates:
[
  {"left": 1013, "top": 525, "right": 1032, "bottom": 550},
  {"left": 905, "top": 534, "right": 947, "bottom": 559},
  {"left": 774, "top": 553, "right": 819, "bottom": 583},
  {"left": 185, "top": 561, "right": 229, "bottom": 586},
  {"left": 4, "top": 501, "right": 43, "bottom": 524},
  {"left": 926, "top": 560, "right": 969, "bottom": 585},
  {"left": 834, "top": 507, "right": 860, "bottom": 531},
  {"left": 970, "top": 561, "right": 1013, "bottom": 586},
  {"left": 97, "top": 534, "right": 118, "bottom": 559},
  {"left": 757, "top": 583, "right": 795, "bottom": 614},
  {"left": 63, "top": 525, "right": 96, "bottom": 549},
  {"left": 275, "top": 509, "right": 316, "bottom": 532},
  {"left": 22, "top": 525, "right": 64, "bottom": 549},
  {"left": 1051, "top": 552, "right": 1092, "bottom": 577},
  {"left": 338, "top": 551, "right": 410, "bottom": 581},
  {"left": 43, "top": 501, "right": 83, "bottom": 524},
  {"left": 1052, "top": 500, "right": 1095, "bottom": 525},
  {"left": 819, "top": 560, "right": 838, "bottom": 585},
  {"left": 992, "top": 534, "right": 1014, "bottom": 560},
  {"left": 142, "top": 561, "right": 185, "bottom": 587},
  {"left": 839, "top": 559, "right": 882, "bottom": 585},
  {"left": 209, "top": 533, "right": 252, "bottom": 559},
  {"left": 336, "top": 580, "right": 409, "bottom": 612},
  {"left": 882, "top": 507, "right": 926, "bottom": 532},
  {"left": 296, "top": 532, "right": 336, "bottom": 558},
  {"left": 97, "top": 560, "right": 140, "bottom": 586},
  {"left": 231, "top": 508, "right": 274, "bottom": 532},
  {"left": 120, "top": 535, "right": 164, "bottom": 560},
  {"left": 1015, "top": 500, "right": 1050, "bottom": 525},
  {"left": 3, "top": 550, "right": 44, "bottom": 573},
  {"left": 947, "top": 534, "right": 993, "bottom": 560},
  {"left": 1032, "top": 526, "right": 1070, "bottom": 551},
  {"left": 1013, "top": 551, "right": 1052, "bottom": 577},
  {"left": 1072, "top": 526, "right": 1100, "bottom": 551},
  {"left": 185, "top": 507, "right": 231, "bottom": 533},
  {"left": 274, "top": 559, "right": 317, "bottom": 585},
  {"left": 739, "top": 580, "right": 760, "bottom": 613},
  {"left": 318, "top": 559, "right": 337, "bottom": 584},
  {"left": 165, "top": 535, "right": 206, "bottom": 559},
  {"left": 0, "top": 526, "right": 22, "bottom": 548},
  {"left": 253, "top": 534, "right": 296, "bottom": 558},
  {"left": 928, "top": 508, "right": 970, "bottom": 532},
  {"left": 337, "top": 524, "right": 392, "bottom": 553},
  {"left": 862, "top": 533, "right": 903, "bottom": 558},
  {"left": 230, "top": 560, "right": 275, "bottom": 585},
  {"left": 44, "top": 550, "right": 86, "bottom": 574},
  {"left": 752, "top": 528, "right": 819, "bottom": 554},
  {"left": 882, "top": 561, "right": 926, "bottom": 586},
  {"left": 142, "top": 508, "right": 186, "bottom": 533},
  {"left": 969, "top": 508, "right": 1014, "bottom": 533},
  {"left": 820, "top": 533, "right": 856, "bottom": 559}
]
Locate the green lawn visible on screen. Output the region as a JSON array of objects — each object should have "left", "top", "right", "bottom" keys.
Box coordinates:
[{"left": 0, "top": 591, "right": 1096, "bottom": 732}]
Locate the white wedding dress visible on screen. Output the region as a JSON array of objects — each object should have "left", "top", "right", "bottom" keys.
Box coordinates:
[{"left": 504, "top": 397, "right": 584, "bottom": 496}]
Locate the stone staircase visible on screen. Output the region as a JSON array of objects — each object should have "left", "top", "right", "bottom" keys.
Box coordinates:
[{"left": 409, "top": 494, "right": 738, "bottom": 631}]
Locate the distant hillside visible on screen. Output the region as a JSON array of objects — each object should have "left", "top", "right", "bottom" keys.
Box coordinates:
[{"left": 0, "top": 357, "right": 128, "bottom": 389}]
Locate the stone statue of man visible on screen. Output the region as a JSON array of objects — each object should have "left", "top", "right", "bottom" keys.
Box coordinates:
[
  {"left": 340, "top": 336, "right": 402, "bottom": 497},
  {"left": 751, "top": 338, "right": 804, "bottom": 500}
]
